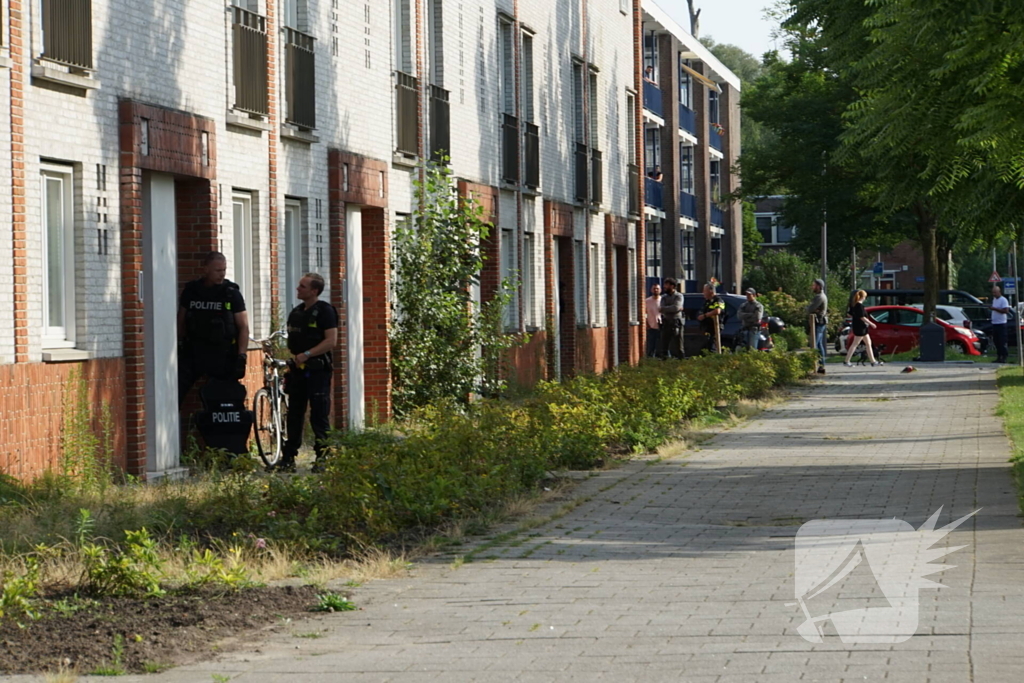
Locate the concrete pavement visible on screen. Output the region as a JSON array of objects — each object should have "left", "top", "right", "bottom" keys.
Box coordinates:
[{"left": 22, "top": 364, "right": 1024, "bottom": 682}]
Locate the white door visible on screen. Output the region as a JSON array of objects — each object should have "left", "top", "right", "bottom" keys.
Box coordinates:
[
  {"left": 346, "top": 206, "right": 365, "bottom": 430},
  {"left": 281, "top": 200, "right": 303, "bottom": 321},
  {"left": 142, "top": 173, "right": 180, "bottom": 475},
  {"left": 231, "top": 193, "right": 254, "bottom": 311}
]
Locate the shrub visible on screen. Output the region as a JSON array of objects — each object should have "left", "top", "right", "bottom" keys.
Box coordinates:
[{"left": 778, "top": 326, "right": 809, "bottom": 350}]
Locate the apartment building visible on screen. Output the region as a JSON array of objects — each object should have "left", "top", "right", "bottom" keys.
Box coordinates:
[
  {"left": 639, "top": 3, "right": 742, "bottom": 295},
  {"left": 0, "top": 0, "right": 738, "bottom": 480}
]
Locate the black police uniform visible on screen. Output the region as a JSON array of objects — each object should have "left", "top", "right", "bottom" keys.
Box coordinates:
[
  {"left": 701, "top": 294, "right": 726, "bottom": 352},
  {"left": 178, "top": 278, "right": 246, "bottom": 406},
  {"left": 283, "top": 300, "right": 339, "bottom": 467}
]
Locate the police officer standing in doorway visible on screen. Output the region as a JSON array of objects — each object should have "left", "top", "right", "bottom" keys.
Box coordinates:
[
  {"left": 275, "top": 273, "right": 338, "bottom": 473},
  {"left": 178, "top": 251, "right": 249, "bottom": 406}
]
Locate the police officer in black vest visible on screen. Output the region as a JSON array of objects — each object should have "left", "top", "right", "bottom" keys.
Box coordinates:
[
  {"left": 274, "top": 272, "right": 338, "bottom": 473},
  {"left": 177, "top": 252, "right": 250, "bottom": 406}
]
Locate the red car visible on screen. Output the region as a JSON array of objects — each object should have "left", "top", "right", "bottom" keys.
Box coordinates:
[{"left": 846, "top": 305, "right": 982, "bottom": 356}]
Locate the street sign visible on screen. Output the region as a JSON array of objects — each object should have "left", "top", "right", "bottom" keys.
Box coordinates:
[
  {"left": 873, "top": 262, "right": 884, "bottom": 275},
  {"left": 915, "top": 276, "right": 925, "bottom": 283},
  {"left": 989, "top": 271, "right": 1002, "bottom": 283},
  {"left": 1004, "top": 278, "right": 1016, "bottom": 294}
]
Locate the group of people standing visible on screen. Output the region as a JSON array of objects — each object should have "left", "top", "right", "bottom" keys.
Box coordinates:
[
  {"left": 177, "top": 251, "right": 338, "bottom": 472},
  {"left": 644, "top": 280, "right": 726, "bottom": 359}
]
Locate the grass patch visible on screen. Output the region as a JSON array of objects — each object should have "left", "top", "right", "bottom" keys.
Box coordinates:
[{"left": 996, "top": 367, "right": 1024, "bottom": 514}]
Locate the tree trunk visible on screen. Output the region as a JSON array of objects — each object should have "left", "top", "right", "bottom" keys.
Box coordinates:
[
  {"left": 915, "top": 202, "right": 939, "bottom": 320},
  {"left": 936, "top": 229, "right": 954, "bottom": 289},
  {"left": 687, "top": 0, "right": 701, "bottom": 38}
]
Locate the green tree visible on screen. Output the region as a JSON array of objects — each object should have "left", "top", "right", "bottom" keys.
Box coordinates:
[
  {"left": 701, "top": 36, "right": 775, "bottom": 156},
  {"left": 390, "top": 162, "right": 517, "bottom": 415}
]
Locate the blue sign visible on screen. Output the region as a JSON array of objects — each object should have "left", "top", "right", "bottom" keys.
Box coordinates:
[
  {"left": 1004, "top": 278, "right": 1017, "bottom": 294},
  {"left": 915, "top": 276, "right": 925, "bottom": 283},
  {"left": 873, "top": 261, "right": 884, "bottom": 275}
]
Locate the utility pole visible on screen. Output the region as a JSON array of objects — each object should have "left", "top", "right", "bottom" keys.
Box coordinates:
[
  {"left": 851, "top": 245, "right": 857, "bottom": 290},
  {"left": 1016, "top": 241, "right": 1023, "bottom": 368},
  {"left": 821, "top": 152, "right": 828, "bottom": 284}
]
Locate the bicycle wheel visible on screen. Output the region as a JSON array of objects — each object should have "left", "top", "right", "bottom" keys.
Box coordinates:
[{"left": 253, "top": 388, "right": 282, "bottom": 468}]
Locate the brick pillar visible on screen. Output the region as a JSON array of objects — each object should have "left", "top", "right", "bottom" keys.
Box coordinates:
[
  {"left": 632, "top": 0, "right": 646, "bottom": 359},
  {"left": 119, "top": 164, "right": 146, "bottom": 475},
  {"left": 266, "top": 0, "right": 280, "bottom": 321},
  {"left": 693, "top": 63, "right": 712, "bottom": 286},
  {"left": 328, "top": 196, "right": 347, "bottom": 428},
  {"left": 361, "top": 208, "right": 391, "bottom": 423},
  {"left": 721, "top": 83, "right": 743, "bottom": 293},
  {"left": 10, "top": 0, "right": 27, "bottom": 362},
  {"left": 605, "top": 215, "right": 615, "bottom": 368},
  {"left": 658, "top": 33, "right": 681, "bottom": 281}
]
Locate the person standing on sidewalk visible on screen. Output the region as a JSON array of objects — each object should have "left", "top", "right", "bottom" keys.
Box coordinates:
[
  {"left": 737, "top": 289, "right": 764, "bottom": 351},
  {"left": 990, "top": 285, "right": 1011, "bottom": 363},
  {"left": 806, "top": 278, "right": 829, "bottom": 374},
  {"left": 658, "top": 278, "right": 685, "bottom": 359},
  {"left": 645, "top": 283, "right": 662, "bottom": 358},
  {"left": 274, "top": 273, "right": 339, "bottom": 473},
  {"left": 697, "top": 283, "right": 725, "bottom": 353}
]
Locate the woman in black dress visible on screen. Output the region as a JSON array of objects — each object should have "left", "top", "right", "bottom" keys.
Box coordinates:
[{"left": 843, "top": 289, "right": 883, "bottom": 366}]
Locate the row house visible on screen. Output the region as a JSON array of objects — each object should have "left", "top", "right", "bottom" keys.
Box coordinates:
[{"left": 0, "top": 0, "right": 739, "bottom": 480}]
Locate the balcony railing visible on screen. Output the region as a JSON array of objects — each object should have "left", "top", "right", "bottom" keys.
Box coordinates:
[
  {"left": 680, "top": 192, "right": 698, "bottom": 220},
  {"left": 429, "top": 85, "right": 450, "bottom": 162},
  {"left": 711, "top": 203, "right": 725, "bottom": 226},
  {"left": 502, "top": 113, "right": 519, "bottom": 183},
  {"left": 644, "top": 176, "right": 663, "bottom": 210},
  {"left": 590, "top": 148, "right": 603, "bottom": 205},
  {"left": 643, "top": 80, "right": 663, "bottom": 119},
  {"left": 709, "top": 124, "right": 723, "bottom": 151},
  {"left": 232, "top": 7, "right": 268, "bottom": 115},
  {"left": 524, "top": 122, "right": 540, "bottom": 189},
  {"left": 42, "top": 0, "right": 93, "bottom": 69},
  {"left": 285, "top": 28, "right": 315, "bottom": 130},
  {"left": 679, "top": 104, "right": 696, "bottom": 135},
  {"left": 628, "top": 164, "right": 640, "bottom": 216},
  {"left": 574, "top": 143, "right": 589, "bottom": 202},
  {"left": 395, "top": 71, "right": 419, "bottom": 156}
]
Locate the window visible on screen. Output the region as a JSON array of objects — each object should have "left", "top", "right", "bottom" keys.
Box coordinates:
[
  {"left": 646, "top": 221, "right": 661, "bottom": 279},
  {"left": 628, "top": 247, "right": 638, "bottom": 323},
  {"left": 898, "top": 310, "right": 924, "bottom": 327},
  {"left": 680, "top": 144, "right": 694, "bottom": 194},
  {"left": 523, "top": 232, "right": 536, "bottom": 328},
  {"left": 625, "top": 92, "right": 636, "bottom": 161},
  {"left": 645, "top": 127, "right": 660, "bottom": 174},
  {"left": 282, "top": 200, "right": 304, "bottom": 315},
  {"left": 590, "top": 243, "right": 604, "bottom": 326},
  {"left": 710, "top": 159, "right": 721, "bottom": 202},
  {"left": 521, "top": 31, "right": 535, "bottom": 123},
  {"left": 679, "top": 59, "right": 692, "bottom": 109},
  {"left": 232, "top": 192, "right": 255, "bottom": 311},
  {"left": 643, "top": 31, "right": 658, "bottom": 83},
  {"left": 681, "top": 229, "right": 695, "bottom": 282},
  {"left": 395, "top": 0, "right": 413, "bottom": 74},
  {"left": 500, "top": 18, "right": 515, "bottom": 115},
  {"left": 572, "top": 62, "right": 585, "bottom": 144},
  {"left": 711, "top": 237, "right": 722, "bottom": 281},
  {"left": 41, "top": 0, "right": 94, "bottom": 69},
  {"left": 41, "top": 164, "right": 76, "bottom": 347},
  {"left": 620, "top": 0, "right": 629, "bottom": 14},
  {"left": 501, "top": 228, "right": 518, "bottom": 330},
  {"left": 756, "top": 213, "right": 796, "bottom": 245},
  {"left": 574, "top": 239, "right": 587, "bottom": 325},
  {"left": 872, "top": 310, "right": 891, "bottom": 324},
  {"left": 709, "top": 90, "right": 720, "bottom": 124},
  {"left": 427, "top": 0, "right": 443, "bottom": 86},
  {"left": 282, "top": 0, "right": 307, "bottom": 30},
  {"left": 588, "top": 71, "right": 599, "bottom": 148}
]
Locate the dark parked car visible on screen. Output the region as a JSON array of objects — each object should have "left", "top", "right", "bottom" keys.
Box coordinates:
[{"left": 680, "top": 293, "right": 784, "bottom": 356}]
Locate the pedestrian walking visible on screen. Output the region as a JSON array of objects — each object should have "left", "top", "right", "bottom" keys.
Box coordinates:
[
  {"left": 806, "top": 278, "right": 829, "bottom": 374},
  {"left": 645, "top": 283, "right": 662, "bottom": 358},
  {"left": 697, "top": 283, "right": 725, "bottom": 353},
  {"left": 843, "top": 289, "right": 882, "bottom": 367},
  {"left": 177, "top": 251, "right": 250, "bottom": 406},
  {"left": 273, "top": 273, "right": 339, "bottom": 473},
  {"left": 658, "top": 278, "right": 685, "bottom": 359},
  {"left": 989, "top": 285, "right": 1011, "bottom": 363},
  {"left": 737, "top": 288, "right": 763, "bottom": 351}
]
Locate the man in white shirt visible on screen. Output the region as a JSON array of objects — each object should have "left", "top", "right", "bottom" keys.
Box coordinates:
[
  {"left": 990, "top": 285, "right": 1011, "bottom": 363},
  {"left": 645, "top": 283, "right": 662, "bottom": 358}
]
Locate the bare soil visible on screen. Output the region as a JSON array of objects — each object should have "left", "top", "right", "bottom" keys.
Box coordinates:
[{"left": 0, "top": 585, "right": 321, "bottom": 675}]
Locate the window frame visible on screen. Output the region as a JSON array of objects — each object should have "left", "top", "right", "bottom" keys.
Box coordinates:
[
  {"left": 628, "top": 247, "right": 638, "bottom": 323},
  {"left": 499, "top": 17, "right": 515, "bottom": 116},
  {"left": 574, "top": 239, "right": 587, "bottom": 325},
  {"left": 282, "top": 199, "right": 304, "bottom": 316},
  {"left": 500, "top": 227, "right": 518, "bottom": 331},
  {"left": 41, "top": 163, "right": 77, "bottom": 348},
  {"left": 231, "top": 191, "right": 255, "bottom": 313}
]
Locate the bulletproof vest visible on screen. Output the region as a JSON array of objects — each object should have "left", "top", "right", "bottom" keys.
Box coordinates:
[
  {"left": 184, "top": 281, "right": 239, "bottom": 350},
  {"left": 287, "top": 302, "right": 329, "bottom": 356}
]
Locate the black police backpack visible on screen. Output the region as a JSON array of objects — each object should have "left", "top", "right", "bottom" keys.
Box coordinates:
[{"left": 195, "top": 378, "right": 254, "bottom": 456}]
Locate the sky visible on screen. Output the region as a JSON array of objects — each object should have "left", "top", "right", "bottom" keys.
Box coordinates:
[{"left": 661, "top": 0, "right": 783, "bottom": 59}]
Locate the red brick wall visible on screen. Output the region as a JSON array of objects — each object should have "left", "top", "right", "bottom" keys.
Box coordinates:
[
  {"left": 10, "top": 0, "right": 27, "bottom": 362},
  {"left": 545, "top": 201, "right": 576, "bottom": 378},
  {"left": 0, "top": 359, "right": 127, "bottom": 480},
  {"left": 507, "top": 330, "right": 547, "bottom": 388},
  {"left": 361, "top": 207, "right": 391, "bottom": 424}
]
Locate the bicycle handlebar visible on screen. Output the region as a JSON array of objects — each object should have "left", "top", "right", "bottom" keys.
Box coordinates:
[{"left": 252, "top": 330, "right": 288, "bottom": 346}]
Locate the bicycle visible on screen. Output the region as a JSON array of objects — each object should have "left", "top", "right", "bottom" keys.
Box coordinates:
[{"left": 251, "top": 330, "right": 290, "bottom": 468}]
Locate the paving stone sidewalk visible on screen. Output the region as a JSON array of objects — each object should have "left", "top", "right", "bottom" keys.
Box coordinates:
[{"left": 18, "top": 364, "right": 1024, "bottom": 682}]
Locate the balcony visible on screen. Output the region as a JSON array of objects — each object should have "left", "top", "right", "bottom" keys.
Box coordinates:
[
  {"left": 429, "top": 85, "right": 450, "bottom": 162},
  {"left": 628, "top": 164, "right": 639, "bottom": 216},
  {"left": 644, "top": 176, "right": 663, "bottom": 210},
  {"left": 395, "top": 71, "right": 419, "bottom": 156},
  {"left": 284, "top": 28, "right": 315, "bottom": 130},
  {"left": 232, "top": 6, "right": 269, "bottom": 116},
  {"left": 680, "top": 191, "right": 698, "bottom": 220},
  {"left": 679, "top": 104, "right": 696, "bottom": 135},
  {"left": 643, "top": 80, "right": 663, "bottom": 119},
  {"left": 502, "top": 113, "right": 519, "bottom": 183},
  {"left": 524, "top": 122, "right": 540, "bottom": 189},
  {"left": 711, "top": 204, "right": 725, "bottom": 226},
  {"left": 42, "top": 0, "right": 93, "bottom": 69},
  {"left": 574, "top": 143, "right": 588, "bottom": 202},
  {"left": 709, "top": 124, "right": 723, "bottom": 151},
  {"left": 590, "top": 148, "right": 602, "bottom": 205}
]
